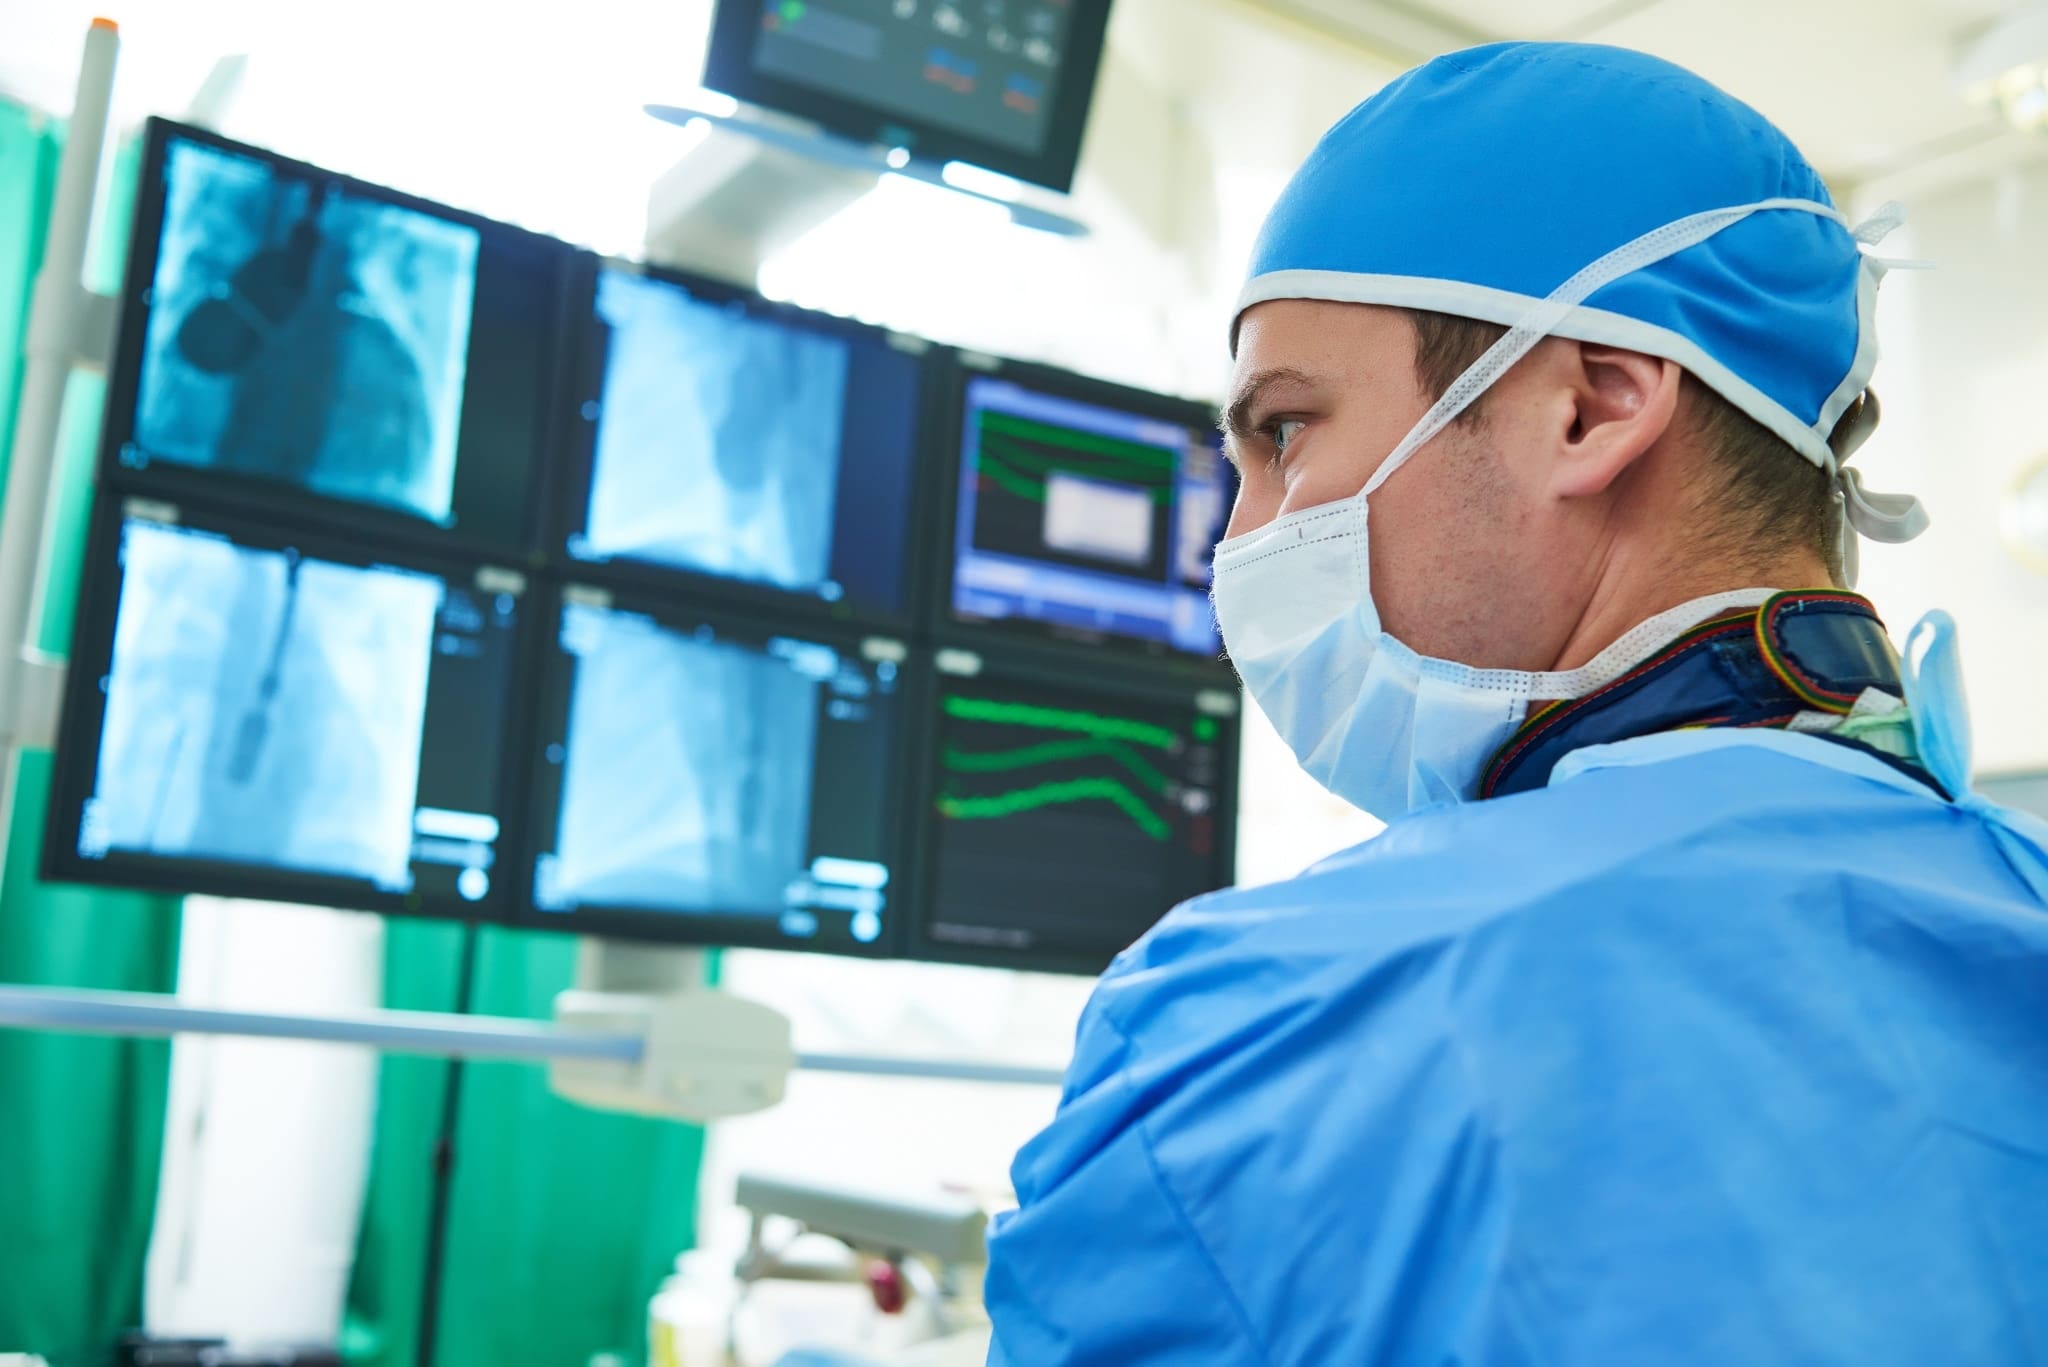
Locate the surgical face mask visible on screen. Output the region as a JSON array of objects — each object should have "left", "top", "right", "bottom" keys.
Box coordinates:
[
  {"left": 1213, "top": 197, "right": 1928, "bottom": 820},
  {"left": 1211, "top": 469, "right": 1770, "bottom": 819}
]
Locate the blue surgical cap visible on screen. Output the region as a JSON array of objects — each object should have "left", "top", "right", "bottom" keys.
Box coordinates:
[{"left": 1236, "top": 42, "right": 1929, "bottom": 566}]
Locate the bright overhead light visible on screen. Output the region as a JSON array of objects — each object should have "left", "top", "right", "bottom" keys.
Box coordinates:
[
  {"left": 2014, "top": 83, "right": 2048, "bottom": 130},
  {"left": 2002, "top": 456, "right": 2048, "bottom": 575},
  {"left": 1956, "top": 6, "right": 2048, "bottom": 132}
]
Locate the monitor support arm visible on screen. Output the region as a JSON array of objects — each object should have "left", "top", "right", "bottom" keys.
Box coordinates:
[
  {"left": 0, "top": 977, "right": 1069, "bottom": 1123},
  {"left": 0, "top": 931, "right": 1063, "bottom": 1125}
]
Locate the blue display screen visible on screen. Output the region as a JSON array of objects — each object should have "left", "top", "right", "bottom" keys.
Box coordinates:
[
  {"left": 951, "top": 375, "right": 1230, "bottom": 657},
  {"left": 530, "top": 598, "right": 905, "bottom": 953},
  {"left": 567, "top": 269, "right": 925, "bottom": 617},
  {"left": 119, "top": 135, "right": 562, "bottom": 548},
  {"left": 76, "top": 512, "right": 520, "bottom": 908}
]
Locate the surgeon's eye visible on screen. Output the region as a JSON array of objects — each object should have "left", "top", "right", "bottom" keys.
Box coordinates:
[{"left": 1270, "top": 419, "right": 1306, "bottom": 462}]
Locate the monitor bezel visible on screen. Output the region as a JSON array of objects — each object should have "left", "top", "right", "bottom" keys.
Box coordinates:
[
  {"left": 101, "top": 116, "right": 581, "bottom": 564},
  {"left": 700, "top": 0, "right": 1115, "bottom": 194},
  {"left": 545, "top": 254, "right": 948, "bottom": 635},
  {"left": 42, "top": 493, "right": 547, "bottom": 924},
  {"left": 929, "top": 349, "right": 1238, "bottom": 683},
  {"left": 900, "top": 633, "right": 1241, "bottom": 976},
  {"left": 507, "top": 577, "right": 922, "bottom": 959}
]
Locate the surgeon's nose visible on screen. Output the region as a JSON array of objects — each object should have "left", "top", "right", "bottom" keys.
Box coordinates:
[{"left": 1223, "top": 474, "right": 1283, "bottom": 543}]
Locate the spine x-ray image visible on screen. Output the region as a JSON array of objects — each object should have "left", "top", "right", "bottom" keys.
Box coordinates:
[
  {"left": 132, "top": 139, "right": 477, "bottom": 524},
  {"left": 82, "top": 519, "right": 442, "bottom": 889},
  {"left": 544, "top": 605, "right": 821, "bottom": 914},
  {"left": 579, "top": 272, "right": 850, "bottom": 592}
]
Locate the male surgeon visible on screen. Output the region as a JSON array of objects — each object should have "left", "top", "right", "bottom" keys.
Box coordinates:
[{"left": 984, "top": 42, "right": 2048, "bottom": 1365}]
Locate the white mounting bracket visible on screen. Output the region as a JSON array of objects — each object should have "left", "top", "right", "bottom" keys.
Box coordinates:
[
  {"left": 551, "top": 988, "right": 795, "bottom": 1121},
  {"left": 0, "top": 649, "right": 68, "bottom": 751}
]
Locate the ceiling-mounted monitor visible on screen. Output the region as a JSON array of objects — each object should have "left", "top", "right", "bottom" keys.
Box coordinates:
[
  {"left": 702, "top": 0, "right": 1115, "bottom": 193},
  {"left": 520, "top": 585, "right": 915, "bottom": 956},
  {"left": 106, "top": 119, "right": 574, "bottom": 555},
  {"left": 45, "top": 498, "right": 531, "bottom": 920},
  {"left": 557, "top": 262, "right": 935, "bottom": 624},
  {"left": 909, "top": 643, "right": 1239, "bottom": 974},
  {"left": 941, "top": 355, "right": 1234, "bottom": 668}
]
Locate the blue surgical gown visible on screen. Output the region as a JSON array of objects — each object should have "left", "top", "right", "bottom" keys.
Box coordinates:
[{"left": 985, "top": 731, "right": 2048, "bottom": 1365}]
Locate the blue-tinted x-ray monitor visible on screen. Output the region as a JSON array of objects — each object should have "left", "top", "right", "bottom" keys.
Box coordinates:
[
  {"left": 104, "top": 119, "right": 573, "bottom": 551},
  {"left": 45, "top": 497, "right": 530, "bottom": 919},
  {"left": 945, "top": 357, "right": 1234, "bottom": 668},
  {"left": 521, "top": 584, "right": 912, "bottom": 956},
  {"left": 910, "top": 642, "right": 1241, "bottom": 975},
  {"left": 559, "top": 263, "right": 931, "bottom": 623}
]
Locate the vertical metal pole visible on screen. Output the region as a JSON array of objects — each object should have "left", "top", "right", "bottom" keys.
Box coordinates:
[
  {"left": 415, "top": 922, "right": 481, "bottom": 1367},
  {"left": 0, "top": 19, "right": 119, "bottom": 876}
]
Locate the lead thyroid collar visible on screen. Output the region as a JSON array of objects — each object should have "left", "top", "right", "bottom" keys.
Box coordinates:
[{"left": 1480, "top": 590, "right": 1942, "bottom": 800}]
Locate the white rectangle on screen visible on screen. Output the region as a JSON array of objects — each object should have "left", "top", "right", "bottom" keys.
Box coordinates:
[{"left": 1043, "top": 472, "right": 1152, "bottom": 567}]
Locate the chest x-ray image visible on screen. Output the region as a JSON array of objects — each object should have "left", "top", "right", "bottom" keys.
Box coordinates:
[
  {"left": 545, "top": 605, "right": 820, "bottom": 914},
  {"left": 82, "top": 520, "right": 441, "bottom": 890},
  {"left": 131, "top": 139, "right": 478, "bottom": 525},
  {"left": 580, "top": 271, "right": 850, "bottom": 592}
]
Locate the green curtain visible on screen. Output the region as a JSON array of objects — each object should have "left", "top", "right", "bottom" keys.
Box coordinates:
[
  {"left": 0, "top": 101, "right": 183, "bottom": 1362},
  {"left": 343, "top": 924, "right": 708, "bottom": 1367}
]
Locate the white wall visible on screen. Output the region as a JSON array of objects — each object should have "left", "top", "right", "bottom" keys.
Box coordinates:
[
  {"left": 1851, "top": 160, "right": 2048, "bottom": 776},
  {"left": 147, "top": 899, "right": 384, "bottom": 1343}
]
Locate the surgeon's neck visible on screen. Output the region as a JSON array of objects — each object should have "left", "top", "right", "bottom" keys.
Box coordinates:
[{"left": 1545, "top": 544, "right": 1837, "bottom": 675}]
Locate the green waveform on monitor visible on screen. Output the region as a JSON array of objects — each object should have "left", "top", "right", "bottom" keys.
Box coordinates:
[
  {"left": 975, "top": 409, "right": 1178, "bottom": 507},
  {"left": 938, "top": 778, "right": 1172, "bottom": 842},
  {"left": 979, "top": 410, "right": 1179, "bottom": 470},
  {"left": 976, "top": 442, "right": 1176, "bottom": 508},
  {"left": 942, "top": 695, "right": 1179, "bottom": 750},
  {"left": 943, "top": 739, "right": 1170, "bottom": 794},
  {"left": 974, "top": 451, "right": 1058, "bottom": 505}
]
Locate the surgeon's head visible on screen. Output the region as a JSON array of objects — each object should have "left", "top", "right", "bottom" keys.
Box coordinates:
[
  {"left": 1215, "top": 41, "right": 1924, "bottom": 678},
  {"left": 1223, "top": 299, "right": 1838, "bottom": 673}
]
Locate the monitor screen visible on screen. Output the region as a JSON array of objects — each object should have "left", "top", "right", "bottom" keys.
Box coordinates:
[
  {"left": 916, "top": 659, "right": 1237, "bottom": 972},
  {"left": 527, "top": 591, "right": 909, "bottom": 954},
  {"left": 563, "top": 268, "right": 928, "bottom": 619},
  {"left": 50, "top": 503, "right": 525, "bottom": 914},
  {"left": 704, "top": 0, "right": 1114, "bottom": 192},
  {"left": 755, "top": 0, "right": 1076, "bottom": 156},
  {"left": 111, "top": 123, "right": 566, "bottom": 547},
  {"left": 950, "top": 371, "right": 1231, "bottom": 660}
]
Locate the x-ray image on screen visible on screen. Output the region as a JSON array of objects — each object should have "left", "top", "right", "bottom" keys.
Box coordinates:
[
  {"left": 81, "top": 519, "right": 441, "bottom": 889},
  {"left": 545, "top": 604, "right": 820, "bottom": 912},
  {"left": 129, "top": 138, "right": 478, "bottom": 523},
  {"left": 578, "top": 271, "right": 850, "bottom": 593}
]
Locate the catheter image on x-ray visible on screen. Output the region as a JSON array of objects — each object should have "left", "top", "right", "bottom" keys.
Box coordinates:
[
  {"left": 580, "top": 271, "right": 850, "bottom": 591},
  {"left": 131, "top": 140, "right": 478, "bottom": 524},
  {"left": 82, "top": 521, "right": 441, "bottom": 889},
  {"left": 547, "top": 605, "right": 819, "bottom": 914}
]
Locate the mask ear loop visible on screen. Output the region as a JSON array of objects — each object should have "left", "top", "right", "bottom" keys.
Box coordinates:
[{"left": 1358, "top": 197, "right": 1843, "bottom": 502}]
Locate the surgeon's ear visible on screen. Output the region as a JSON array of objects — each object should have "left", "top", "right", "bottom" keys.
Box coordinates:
[{"left": 1553, "top": 343, "right": 1682, "bottom": 497}]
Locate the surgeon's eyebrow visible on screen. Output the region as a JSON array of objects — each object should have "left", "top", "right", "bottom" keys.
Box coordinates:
[{"left": 1221, "top": 366, "right": 1320, "bottom": 452}]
